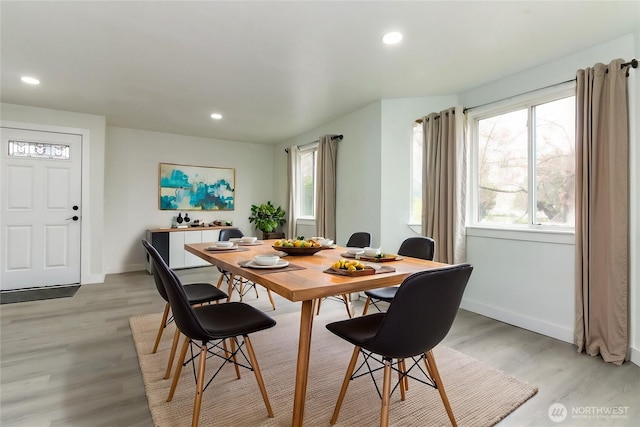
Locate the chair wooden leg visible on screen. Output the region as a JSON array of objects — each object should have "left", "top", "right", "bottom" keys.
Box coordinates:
[
  {"left": 153, "top": 303, "right": 171, "bottom": 353},
  {"left": 227, "top": 274, "right": 235, "bottom": 302},
  {"left": 397, "top": 359, "right": 406, "bottom": 401},
  {"left": 164, "top": 327, "right": 181, "bottom": 379},
  {"left": 266, "top": 289, "right": 276, "bottom": 310},
  {"left": 229, "top": 338, "right": 241, "bottom": 379},
  {"left": 380, "top": 359, "right": 392, "bottom": 427},
  {"left": 168, "top": 335, "right": 190, "bottom": 401},
  {"left": 216, "top": 273, "right": 224, "bottom": 289},
  {"left": 191, "top": 343, "right": 207, "bottom": 427},
  {"left": 425, "top": 351, "right": 457, "bottom": 427},
  {"left": 238, "top": 279, "right": 244, "bottom": 302},
  {"left": 362, "top": 297, "right": 372, "bottom": 315},
  {"left": 244, "top": 336, "right": 274, "bottom": 417},
  {"left": 221, "top": 338, "right": 230, "bottom": 361},
  {"left": 400, "top": 359, "right": 409, "bottom": 391},
  {"left": 341, "top": 294, "right": 352, "bottom": 318},
  {"left": 330, "top": 346, "right": 361, "bottom": 425}
]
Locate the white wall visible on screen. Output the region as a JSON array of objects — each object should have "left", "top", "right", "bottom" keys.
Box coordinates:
[
  {"left": 272, "top": 97, "right": 456, "bottom": 251},
  {"left": 104, "top": 127, "right": 274, "bottom": 273},
  {"left": 0, "top": 103, "right": 106, "bottom": 284},
  {"left": 458, "top": 34, "right": 638, "bottom": 353},
  {"left": 380, "top": 96, "right": 458, "bottom": 253},
  {"left": 273, "top": 102, "right": 383, "bottom": 247}
]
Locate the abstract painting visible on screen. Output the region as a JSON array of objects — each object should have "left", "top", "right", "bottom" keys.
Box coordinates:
[{"left": 159, "top": 163, "right": 235, "bottom": 211}]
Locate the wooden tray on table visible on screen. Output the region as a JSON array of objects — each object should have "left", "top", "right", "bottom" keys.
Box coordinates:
[{"left": 328, "top": 266, "right": 376, "bottom": 276}]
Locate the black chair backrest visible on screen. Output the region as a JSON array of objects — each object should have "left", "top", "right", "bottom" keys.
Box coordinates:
[
  {"left": 219, "top": 228, "right": 244, "bottom": 241},
  {"left": 364, "top": 264, "right": 473, "bottom": 359},
  {"left": 346, "top": 232, "right": 371, "bottom": 248},
  {"left": 397, "top": 236, "right": 435, "bottom": 261},
  {"left": 142, "top": 240, "right": 169, "bottom": 302},
  {"left": 142, "top": 239, "right": 212, "bottom": 342}
]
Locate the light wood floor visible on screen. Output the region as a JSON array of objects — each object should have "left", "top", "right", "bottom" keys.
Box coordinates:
[{"left": 1, "top": 267, "right": 638, "bottom": 426}]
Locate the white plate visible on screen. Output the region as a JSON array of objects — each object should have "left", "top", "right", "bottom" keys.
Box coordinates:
[
  {"left": 205, "top": 245, "right": 239, "bottom": 251},
  {"left": 243, "top": 260, "right": 289, "bottom": 269},
  {"left": 237, "top": 240, "right": 264, "bottom": 246}
]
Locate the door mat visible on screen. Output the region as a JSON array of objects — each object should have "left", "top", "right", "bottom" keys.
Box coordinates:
[{"left": 0, "top": 285, "right": 81, "bottom": 305}]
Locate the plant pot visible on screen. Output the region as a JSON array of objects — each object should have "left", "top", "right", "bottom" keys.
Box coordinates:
[{"left": 263, "top": 232, "right": 285, "bottom": 240}]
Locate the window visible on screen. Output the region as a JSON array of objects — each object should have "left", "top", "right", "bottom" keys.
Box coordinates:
[
  {"left": 410, "top": 122, "right": 423, "bottom": 224},
  {"left": 297, "top": 145, "right": 317, "bottom": 219},
  {"left": 8, "top": 140, "right": 70, "bottom": 160},
  {"left": 471, "top": 88, "right": 575, "bottom": 228}
]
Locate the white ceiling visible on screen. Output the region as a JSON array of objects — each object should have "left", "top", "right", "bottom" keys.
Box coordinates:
[{"left": 1, "top": 1, "right": 638, "bottom": 144}]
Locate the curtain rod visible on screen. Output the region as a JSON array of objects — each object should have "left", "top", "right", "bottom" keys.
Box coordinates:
[
  {"left": 284, "top": 134, "right": 343, "bottom": 153},
  {"left": 463, "top": 58, "right": 637, "bottom": 114},
  {"left": 415, "top": 109, "right": 454, "bottom": 124},
  {"left": 462, "top": 78, "right": 576, "bottom": 114}
]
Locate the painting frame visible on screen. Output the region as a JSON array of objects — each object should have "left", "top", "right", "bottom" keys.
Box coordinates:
[{"left": 158, "top": 163, "right": 235, "bottom": 211}]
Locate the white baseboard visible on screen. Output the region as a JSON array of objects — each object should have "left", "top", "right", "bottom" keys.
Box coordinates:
[
  {"left": 81, "top": 274, "right": 106, "bottom": 284},
  {"left": 460, "top": 297, "right": 574, "bottom": 344},
  {"left": 630, "top": 347, "right": 640, "bottom": 367},
  {"left": 107, "top": 263, "right": 146, "bottom": 275}
]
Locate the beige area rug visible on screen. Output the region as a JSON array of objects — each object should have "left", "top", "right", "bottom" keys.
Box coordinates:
[{"left": 130, "top": 310, "right": 537, "bottom": 426}]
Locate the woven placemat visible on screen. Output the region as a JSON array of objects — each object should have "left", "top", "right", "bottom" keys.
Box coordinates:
[{"left": 204, "top": 247, "right": 250, "bottom": 253}]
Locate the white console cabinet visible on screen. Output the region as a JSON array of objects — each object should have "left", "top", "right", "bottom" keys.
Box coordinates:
[{"left": 145, "top": 227, "right": 230, "bottom": 273}]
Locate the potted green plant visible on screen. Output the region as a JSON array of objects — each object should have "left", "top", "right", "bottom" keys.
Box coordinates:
[{"left": 248, "top": 201, "right": 286, "bottom": 239}]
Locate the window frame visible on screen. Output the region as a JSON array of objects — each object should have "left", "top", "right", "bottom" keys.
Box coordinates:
[
  {"left": 467, "top": 83, "right": 576, "bottom": 232},
  {"left": 409, "top": 121, "right": 423, "bottom": 226},
  {"left": 295, "top": 143, "right": 318, "bottom": 220}
]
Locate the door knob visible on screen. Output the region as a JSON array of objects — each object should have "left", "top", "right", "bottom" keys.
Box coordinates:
[
  {"left": 73, "top": 205, "right": 79, "bottom": 211},
  {"left": 66, "top": 216, "right": 79, "bottom": 221}
]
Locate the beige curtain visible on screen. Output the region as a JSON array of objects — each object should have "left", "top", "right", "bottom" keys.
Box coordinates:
[
  {"left": 286, "top": 146, "right": 299, "bottom": 239},
  {"left": 422, "top": 107, "right": 466, "bottom": 264},
  {"left": 575, "top": 58, "right": 630, "bottom": 365},
  {"left": 315, "top": 135, "right": 338, "bottom": 240}
]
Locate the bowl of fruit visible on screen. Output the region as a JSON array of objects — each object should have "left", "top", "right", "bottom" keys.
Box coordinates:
[{"left": 273, "top": 239, "right": 323, "bottom": 255}]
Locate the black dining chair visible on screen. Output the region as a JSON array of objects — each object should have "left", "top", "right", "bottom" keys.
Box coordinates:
[
  {"left": 145, "top": 240, "right": 276, "bottom": 427},
  {"left": 142, "top": 240, "right": 228, "bottom": 380},
  {"left": 216, "top": 228, "right": 276, "bottom": 310},
  {"left": 346, "top": 231, "right": 372, "bottom": 248},
  {"left": 216, "top": 228, "right": 246, "bottom": 294},
  {"left": 327, "top": 263, "right": 473, "bottom": 427},
  {"left": 316, "top": 231, "right": 373, "bottom": 318},
  {"left": 362, "top": 236, "right": 436, "bottom": 315}
]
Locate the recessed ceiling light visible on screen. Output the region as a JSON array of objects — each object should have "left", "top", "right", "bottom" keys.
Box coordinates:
[
  {"left": 210, "top": 113, "right": 223, "bottom": 120},
  {"left": 382, "top": 31, "right": 403, "bottom": 45},
  {"left": 21, "top": 76, "right": 40, "bottom": 85}
]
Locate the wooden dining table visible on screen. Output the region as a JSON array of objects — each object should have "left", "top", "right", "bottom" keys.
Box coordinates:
[{"left": 185, "top": 240, "right": 446, "bottom": 427}]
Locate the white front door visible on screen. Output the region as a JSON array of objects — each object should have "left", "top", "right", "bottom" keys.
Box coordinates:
[{"left": 1, "top": 127, "right": 82, "bottom": 290}]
